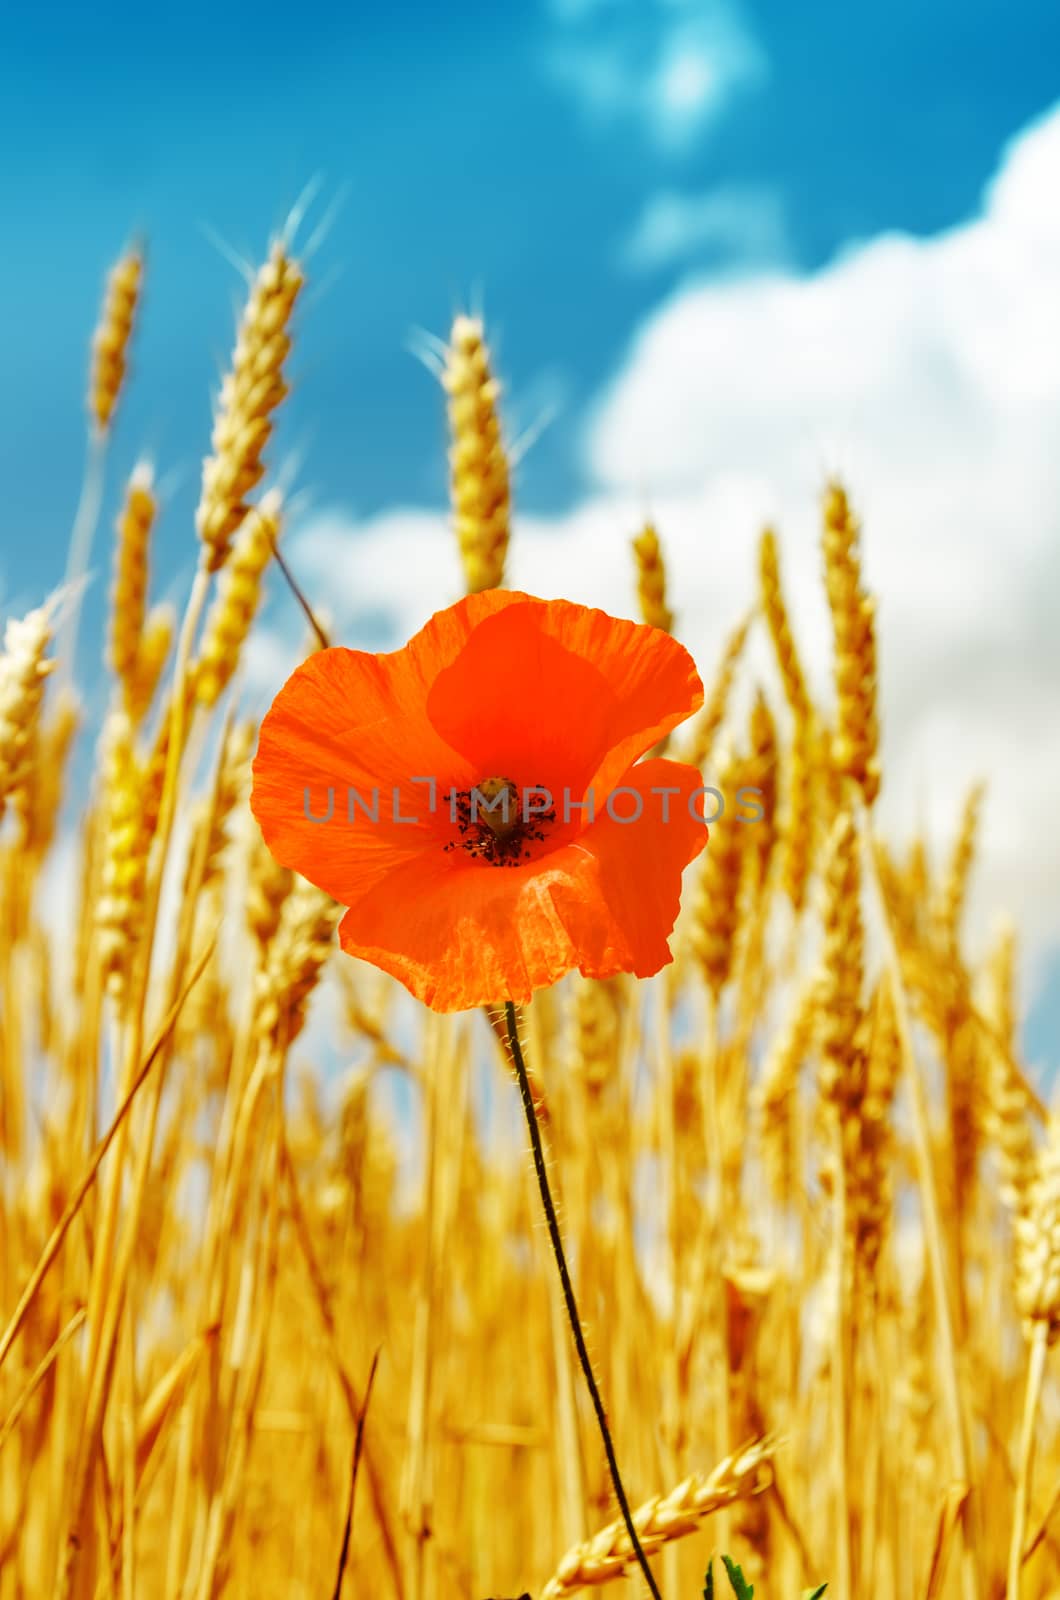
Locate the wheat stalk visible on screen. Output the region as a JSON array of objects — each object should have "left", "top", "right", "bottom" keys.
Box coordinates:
[
  {"left": 1009, "top": 1117, "right": 1060, "bottom": 1598},
  {"left": 683, "top": 612, "right": 752, "bottom": 773},
  {"left": 6, "top": 228, "right": 1060, "bottom": 1600}
]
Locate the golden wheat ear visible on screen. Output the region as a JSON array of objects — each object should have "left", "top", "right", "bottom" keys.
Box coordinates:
[
  {"left": 442, "top": 313, "right": 512, "bottom": 594},
  {"left": 821, "top": 479, "right": 881, "bottom": 807},
  {"left": 0, "top": 590, "right": 70, "bottom": 822},
  {"left": 89, "top": 243, "right": 144, "bottom": 437},
  {"left": 108, "top": 460, "right": 156, "bottom": 689},
  {"left": 196, "top": 243, "right": 303, "bottom": 575},
  {"left": 193, "top": 488, "right": 285, "bottom": 708},
  {"left": 631, "top": 520, "right": 675, "bottom": 634}
]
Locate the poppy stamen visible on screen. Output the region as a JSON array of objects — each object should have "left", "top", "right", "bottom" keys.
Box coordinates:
[{"left": 443, "top": 776, "right": 556, "bottom": 867}]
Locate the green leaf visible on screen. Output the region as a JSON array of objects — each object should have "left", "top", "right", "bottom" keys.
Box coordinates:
[
  {"left": 802, "top": 1587, "right": 828, "bottom": 1599},
  {"left": 703, "top": 1559, "right": 714, "bottom": 1600},
  {"left": 721, "top": 1554, "right": 754, "bottom": 1599}
]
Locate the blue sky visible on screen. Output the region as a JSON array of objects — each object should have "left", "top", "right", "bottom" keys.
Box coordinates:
[
  {"left": 3, "top": 0, "right": 1058, "bottom": 575},
  {"left": 3, "top": 0, "right": 1060, "bottom": 1056}
]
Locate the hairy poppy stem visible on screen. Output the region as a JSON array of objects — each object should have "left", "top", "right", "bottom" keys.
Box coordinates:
[
  {"left": 332, "top": 1347, "right": 381, "bottom": 1600},
  {"left": 503, "top": 1001, "right": 663, "bottom": 1600},
  {"left": 266, "top": 526, "right": 332, "bottom": 651}
]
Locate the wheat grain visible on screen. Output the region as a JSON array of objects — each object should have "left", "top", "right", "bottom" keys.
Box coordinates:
[
  {"left": 10, "top": 687, "right": 79, "bottom": 856},
  {"left": 981, "top": 922, "right": 1036, "bottom": 1221},
  {"left": 109, "top": 460, "right": 156, "bottom": 689},
  {"left": 691, "top": 748, "right": 746, "bottom": 998},
  {"left": 126, "top": 603, "right": 175, "bottom": 727},
  {"left": 89, "top": 247, "right": 143, "bottom": 434},
  {"left": 1015, "top": 1118, "right": 1060, "bottom": 1339},
  {"left": 779, "top": 714, "right": 814, "bottom": 913},
  {"left": 255, "top": 875, "right": 341, "bottom": 1049},
  {"left": 933, "top": 782, "right": 985, "bottom": 957},
  {"left": 194, "top": 489, "right": 283, "bottom": 707},
  {"left": 631, "top": 521, "right": 674, "bottom": 634},
  {"left": 196, "top": 244, "right": 303, "bottom": 573},
  {"left": 759, "top": 526, "right": 809, "bottom": 719},
  {"left": 7, "top": 238, "right": 1060, "bottom": 1600},
  {"left": 745, "top": 688, "right": 777, "bottom": 889},
  {"left": 540, "top": 1438, "right": 775, "bottom": 1597},
  {"left": 443, "top": 314, "right": 511, "bottom": 594},
  {"left": 822, "top": 480, "right": 881, "bottom": 807},
  {"left": 246, "top": 834, "right": 294, "bottom": 958},
  {"left": 95, "top": 711, "right": 152, "bottom": 1000},
  {"left": 568, "top": 975, "right": 625, "bottom": 1099},
  {"left": 0, "top": 603, "right": 55, "bottom": 822},
  {"left": 816, "top": 811, "right": 865, "bottom": 1111}
]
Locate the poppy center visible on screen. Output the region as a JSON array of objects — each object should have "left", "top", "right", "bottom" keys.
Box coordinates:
[{"left": 444, "top": 775, "right": 556, "bottom": 867}]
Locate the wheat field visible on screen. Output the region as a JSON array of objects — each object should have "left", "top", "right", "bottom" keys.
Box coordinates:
[{"left": 0, "top": 227, "right": 1056, "bottom": 1600}]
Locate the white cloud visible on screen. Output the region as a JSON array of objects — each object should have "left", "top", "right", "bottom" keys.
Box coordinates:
[
  {"left": 581, "top": 107, "right": 1060, "bottom": 984},
  {"left": 545, "top": 0, "right": 766, "bottom": 153},
  {"left": 620, "top": 184, "right": 789, "bottom": 272},
  {"left": 256, "top": 101, "right": 1060, "bottom": 1027}
]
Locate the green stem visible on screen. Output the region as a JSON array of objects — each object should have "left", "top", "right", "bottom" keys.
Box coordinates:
[{"left": 503, "top": 1001, "right": 662, "bottom": 1600}]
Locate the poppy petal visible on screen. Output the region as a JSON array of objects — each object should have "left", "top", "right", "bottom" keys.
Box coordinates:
[
  {"left": 545, "top": 757, "right": 709, "bottom": 979},
  {"left": 251, "top": 592, "right": 535, "bottom": 904},
  {"left": 251, "top": 648, "right": 460, "bottom": 907},
  {"left": 334, "top": 757, "right": 707, "bottom": 1010},
  {"left": 426, "top": 599, "right": 703, "bottom": 805}
]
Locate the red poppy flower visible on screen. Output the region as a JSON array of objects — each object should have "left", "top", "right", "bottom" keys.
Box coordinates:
[{"left": 251, "top": 590, "right": 707, "bottom": 1012}]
